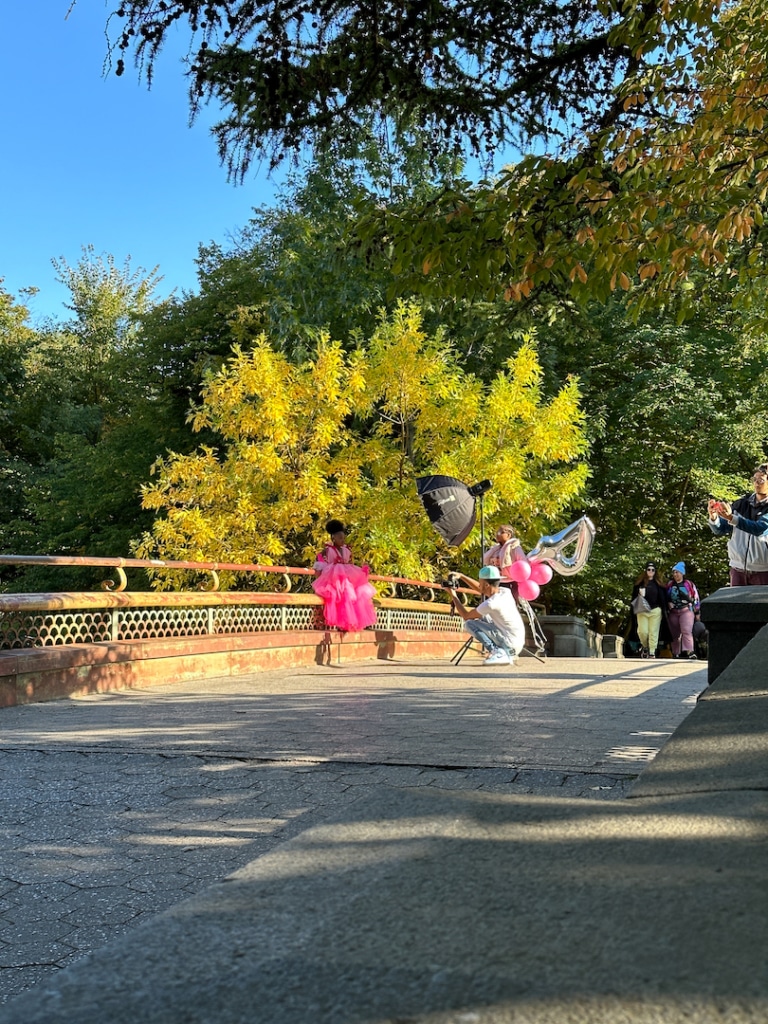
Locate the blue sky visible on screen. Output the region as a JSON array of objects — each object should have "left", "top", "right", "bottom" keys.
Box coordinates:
[{"left": 1, "top": 2, "right": 283, "bottom": 324}]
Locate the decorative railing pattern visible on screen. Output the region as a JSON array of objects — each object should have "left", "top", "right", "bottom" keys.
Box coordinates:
[
  {"left": 0, "top": 555, "right": 464, "bottom": 650},
  {"left": 0, "top": 601, "right": 461, "bottom": 650}
]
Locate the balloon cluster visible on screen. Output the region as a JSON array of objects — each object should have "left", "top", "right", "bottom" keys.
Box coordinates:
[{"left": 502, "top": 553, "right": 553, "bottom": 601}]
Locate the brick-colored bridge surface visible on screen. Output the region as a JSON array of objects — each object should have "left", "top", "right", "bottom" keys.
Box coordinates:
[{"left": 0, "top": 655, "right": 706, "bottom": 1005}]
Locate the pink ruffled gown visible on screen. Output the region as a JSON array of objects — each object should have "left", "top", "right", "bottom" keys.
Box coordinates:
[{"left": 312, "top": 543, "right": 377, "bottom": 631}]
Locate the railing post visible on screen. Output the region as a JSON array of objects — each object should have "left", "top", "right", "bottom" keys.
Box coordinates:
[{"left": 111, "top": 609, "right": 120, "bottom": 642}]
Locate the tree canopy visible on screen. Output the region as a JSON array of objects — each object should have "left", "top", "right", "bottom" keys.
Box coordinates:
[
  {"left": 355, "top": 0, "right": 768, "bottom": 318},
  {"left": 108, "top": 0, "right": 719, "bottom": 177},
  {"left": 0, "top": 252, "right": 189, "bottom": 591},
  {"left": 106, "top": 0, "right": 768, "bottom": 320}
]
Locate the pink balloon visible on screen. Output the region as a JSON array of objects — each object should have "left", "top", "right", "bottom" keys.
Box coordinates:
[
  {"left": 507, "top": 559, "right": 531, "bottom": 583},
  {"left": 529, "top": 560, "right": 553, "bottom": 585},
  {"left": 517, "top": 578, "right": 540, "bottom": 601}
]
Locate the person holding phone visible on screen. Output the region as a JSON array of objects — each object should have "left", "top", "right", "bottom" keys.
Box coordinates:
[{"left": 708, "top": 464, "right": 768, "bottom": 586}]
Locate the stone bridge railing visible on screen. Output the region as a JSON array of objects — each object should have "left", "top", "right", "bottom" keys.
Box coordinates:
[
  {"left": 0, "top": 553, "right": 462, "bottom": 650},
  {"left": 0, "top": 554, "right": 468, "bottom": 706},
  {"left": 0, "top": 554, "right": 619, "bottom": 708}
]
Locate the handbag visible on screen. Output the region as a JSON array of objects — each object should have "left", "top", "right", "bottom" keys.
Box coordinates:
[{"left": 631, "top": 593, "right": 652, "bottom": 615}]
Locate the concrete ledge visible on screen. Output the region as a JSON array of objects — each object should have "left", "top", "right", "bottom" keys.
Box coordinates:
[
  {"left": 0, "top": 629, "right": 464, "bottom": 707},
  {"left": 700, "top": 585, "right": 768, "bottom": 683},
  {"left": 628, "top": 693, "right": 768, "bottom": 796},
  {"left": 630, "top": 622, "right": 768, "bottom": 798},
  {"left": 697, "top": 621, "right": 768, "bottom": 700}
]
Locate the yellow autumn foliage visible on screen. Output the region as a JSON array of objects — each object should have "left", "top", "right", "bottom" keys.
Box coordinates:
[{"left": 136, "top": 301, "right": 589, "bottom": 586}]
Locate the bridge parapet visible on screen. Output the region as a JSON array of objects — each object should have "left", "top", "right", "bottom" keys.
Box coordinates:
[
  {"left": 0, "top": 554, "right": 463, "bottom": 650},
  {"left": 0, "top": 590, "right": 461, "bottom": 649},
  {"left": 0, "top": 554, "right": 469, "bottom": 705}
]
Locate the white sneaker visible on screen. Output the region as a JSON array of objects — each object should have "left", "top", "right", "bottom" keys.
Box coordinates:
[{"left": 484, "top": 649, "right": 511, "bottom": 666}]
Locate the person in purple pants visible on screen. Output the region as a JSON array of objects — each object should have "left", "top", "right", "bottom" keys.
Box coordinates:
[{"left": 666, "top": 562, "right": 700, "bottom": 660}]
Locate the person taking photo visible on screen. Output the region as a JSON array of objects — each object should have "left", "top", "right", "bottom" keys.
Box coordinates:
[
  {"left": 708, "top": 464, "right": 768, "bottom": 586},
  {"left": 447, "top": 565, "right": 525, "bottom": 666}
]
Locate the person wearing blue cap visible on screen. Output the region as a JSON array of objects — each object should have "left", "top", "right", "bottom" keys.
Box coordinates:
[
  {"left": 447, "top": 565, "right": 525, "bottom": 666},
  {"left": 666, "top": 562, "right": 701, "bottom": 660}
]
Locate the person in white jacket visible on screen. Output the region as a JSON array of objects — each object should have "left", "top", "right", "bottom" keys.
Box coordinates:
[{"left": 708, "top": 465, "right": 768, "bottom": 586}]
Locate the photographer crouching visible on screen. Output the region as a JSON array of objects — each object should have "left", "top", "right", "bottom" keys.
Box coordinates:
[{"left": 447, "top": 565, "right": 525, "bottom": 667}]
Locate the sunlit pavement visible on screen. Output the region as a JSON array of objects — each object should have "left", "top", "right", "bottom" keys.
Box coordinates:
[{"left": 0, "top": 657, "right": 707, "bottom": 1012}]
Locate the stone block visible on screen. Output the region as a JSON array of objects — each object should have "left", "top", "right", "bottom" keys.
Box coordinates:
[
  {"left": 700, "top": 586, "right": 768, "bottom": 683},
  {"left": 601, "top": 634, "right": 624, "bottom": 658},
  {"left": 539, "top": 615, "right": 600, "bottom": 658}
]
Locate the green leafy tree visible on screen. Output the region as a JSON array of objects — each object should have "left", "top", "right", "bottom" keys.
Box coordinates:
[
  {"left": 0, "top": 285, "right": 39, "bottom": 563},
  {"left": 536, "top": 298, "right": 768, "bottom": 629},
  {"left": 0, "top": 253, "right": 178, "bottom": 591}
]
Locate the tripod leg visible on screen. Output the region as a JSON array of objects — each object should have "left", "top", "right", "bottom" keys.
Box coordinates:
[
  {"left": 517, "top": 598, "right": 548, "bottom": 661},
  {"left": 451, "top": 637, "right": 473, "bottom": 664},
  {"left": 451, "top": 636, "right": 485, "bottom": 665}
]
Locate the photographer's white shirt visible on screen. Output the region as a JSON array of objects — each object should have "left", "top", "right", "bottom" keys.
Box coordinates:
[{"left": 477, "top": 589, "right": 526, "bottom": 653}]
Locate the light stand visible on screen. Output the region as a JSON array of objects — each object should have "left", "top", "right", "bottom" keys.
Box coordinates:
[{"left": 468, "top": 479, "right": 492, "bottom": 569}]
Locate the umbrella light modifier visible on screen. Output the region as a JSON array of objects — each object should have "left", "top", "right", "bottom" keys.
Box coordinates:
[{"left": 416, "top": 475, "right": 479, "bottom": 547}]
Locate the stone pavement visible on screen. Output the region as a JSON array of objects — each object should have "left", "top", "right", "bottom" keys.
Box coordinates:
[{"left": 0, "top": 656, "right": 705, "bottom": 1009}]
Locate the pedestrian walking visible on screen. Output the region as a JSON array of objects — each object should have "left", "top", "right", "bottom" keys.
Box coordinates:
[
  {"left": 666, "top": 561, "right": 700, "bottom": 660},
  {"left": 630, "top": 561, "right": 669, "bottom": 658}
]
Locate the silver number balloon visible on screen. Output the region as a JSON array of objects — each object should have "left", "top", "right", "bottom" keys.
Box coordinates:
[{"left": 526, "top": 516, "right": 596, "bottom": 577}]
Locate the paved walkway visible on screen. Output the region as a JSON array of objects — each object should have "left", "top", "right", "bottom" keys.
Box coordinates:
[{"left": 0, "top": 656, "right": 705, "bottom": 1006}]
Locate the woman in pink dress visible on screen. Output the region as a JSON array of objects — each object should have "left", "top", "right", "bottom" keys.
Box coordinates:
[{"left": 312, "top": 520, "right": 377, "bottom": 631}]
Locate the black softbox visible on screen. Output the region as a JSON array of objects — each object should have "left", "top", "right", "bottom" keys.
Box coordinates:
[{"left": 416, "top": 475, "right": 477, "bottom": 547}]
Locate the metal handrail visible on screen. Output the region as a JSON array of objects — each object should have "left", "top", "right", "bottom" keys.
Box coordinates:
[
  {"left": 0, "top": 554, "right": 316, "bottom": 574},
  {"left": 0, "top": 553, "right": 471, "bottom": 599}
]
